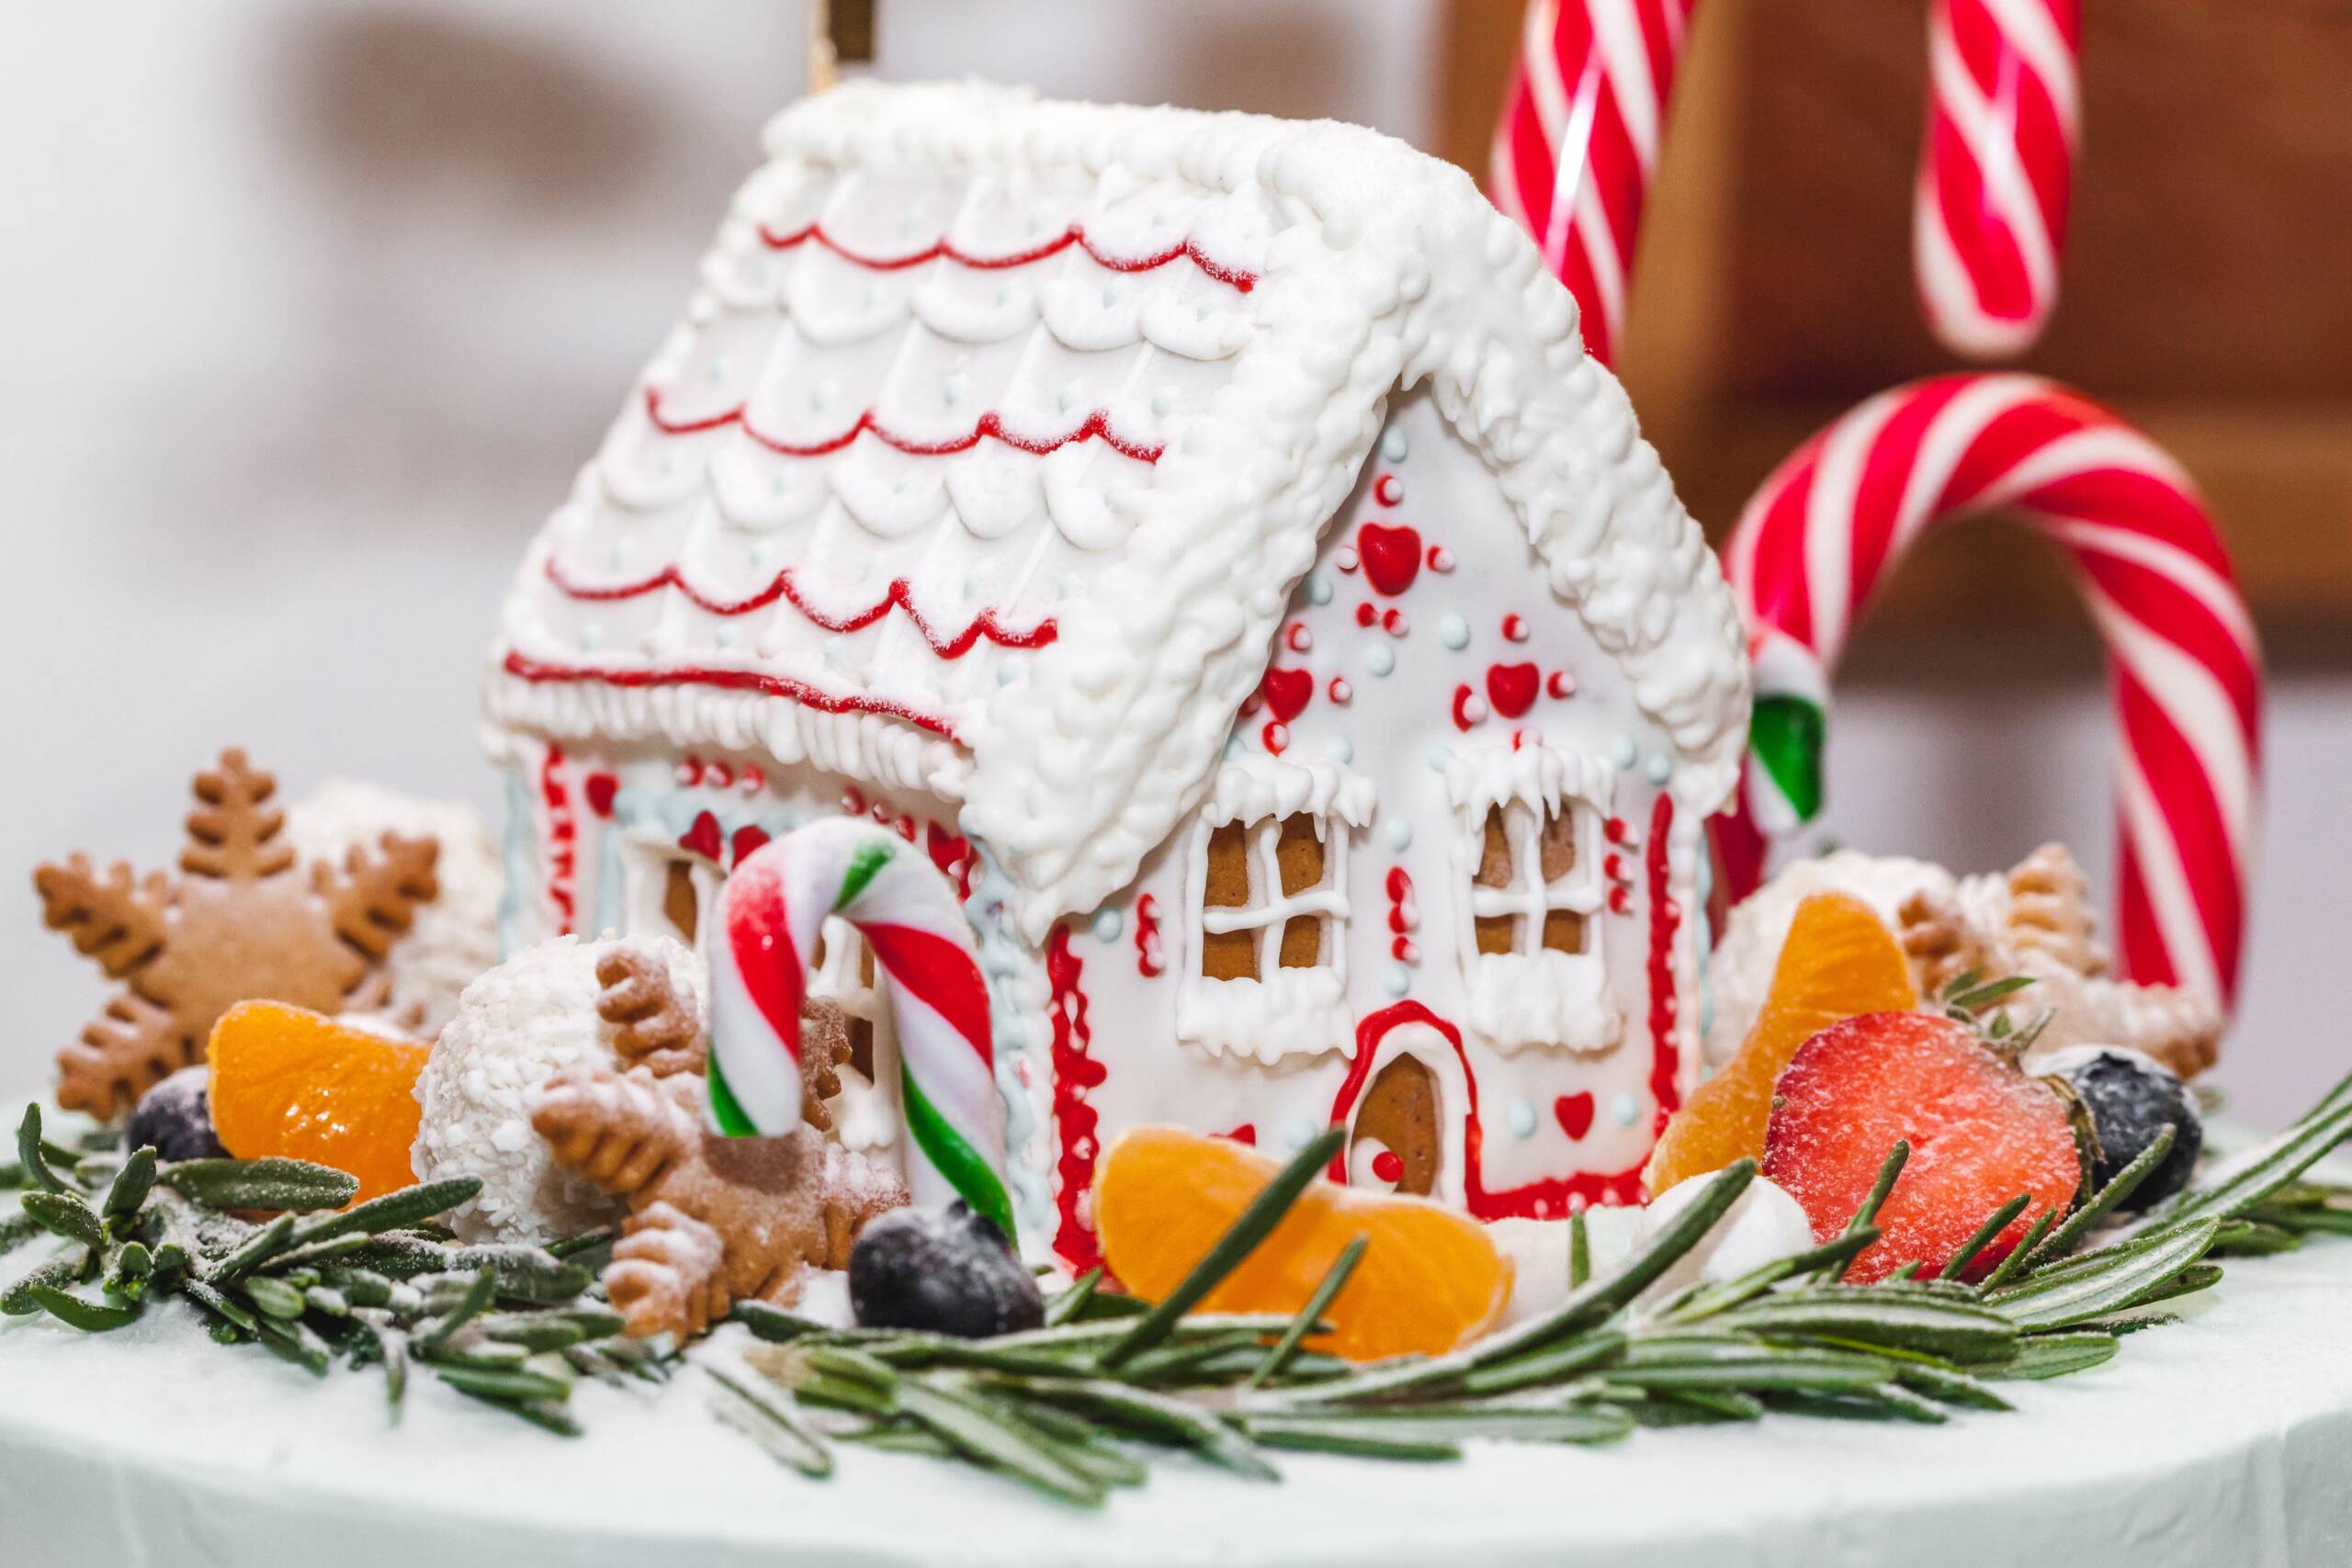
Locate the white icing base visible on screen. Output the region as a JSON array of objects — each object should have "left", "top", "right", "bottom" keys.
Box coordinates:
[{"left": 7, "top": 1096, "right": 2351, "bottom": 1567}]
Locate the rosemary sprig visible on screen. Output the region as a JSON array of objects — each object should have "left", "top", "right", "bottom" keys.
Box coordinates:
[
  {"left": 2, "top": 1101, "right": 652, "bottom": 1433},
  {"left": 720, "top": 1085, "right": 2352, "bottom": 1506}
]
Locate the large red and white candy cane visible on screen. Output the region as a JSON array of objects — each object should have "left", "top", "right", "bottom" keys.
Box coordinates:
[
  {"left": 1914, "top": 0, "right": 2082, "bottom": 359},
  {"left": 1489, "top": 0, "right": 1699, "bottom": 368},
  {"left": 707, "top": 819, "right": 1015, "bottom": 1241},
  {"left": 1719, "top": 374, "right": 2262, "bottom": 1011}
]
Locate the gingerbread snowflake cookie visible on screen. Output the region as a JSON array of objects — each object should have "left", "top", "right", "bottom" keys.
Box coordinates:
[
  {"left": 33, "top": 749, "right": 439, "bottom": 1118},
  {"left": 532, "top": 957, "right": 905, "bottom": 1340}
]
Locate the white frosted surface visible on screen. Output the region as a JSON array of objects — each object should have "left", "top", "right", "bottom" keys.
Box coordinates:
[{"left": 6, "top": 1116, "right": 2352, "bottom": 1566}]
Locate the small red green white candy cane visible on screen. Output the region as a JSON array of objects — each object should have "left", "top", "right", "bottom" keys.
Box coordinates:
[
  {"left": 707, "top": 819, "right": 1014, "bottom": 1243},
  {"left": 1715, "top": 374, "right": 2262, "bottom": 1012}
]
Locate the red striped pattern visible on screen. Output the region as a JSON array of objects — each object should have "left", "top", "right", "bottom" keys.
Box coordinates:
[
  {"left": 726, "top": 854, "right": 808, "bottom": 1075},
  {"left": 1723, "top": 374, "right": 2262, "bottom": 1011},
  {"left": 1914, "top": 0, "right": 2082, "bottom": 358},
  {"left": 865, "top": 921, "right": 994, "bottom": 1067},
  {"left": 1487, "top": 0, "right": 1697, "bottom": 367}
]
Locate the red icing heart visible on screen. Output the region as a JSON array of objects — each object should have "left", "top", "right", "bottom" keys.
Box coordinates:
[
  {"left": 1357, "top": 523, "right": 1421, "bottom": 596},
  {"left": 583, "top": 773, "right": 618, "bottom": 818},
  {"left": 1555, "top": 1092, "right": 1596, "bottom": 1141},
  {"left": 1487, "top": 661, "right": 1540, "bottom": 719},
  {"left": 1261, "top": 667, "right": 1313, "bottom": 723},
  {"left": 729, "top": 824, "right": 771, "bottom": 865},
  {"left": 679, "top": 810, "right": 723, "bottom": 863}
]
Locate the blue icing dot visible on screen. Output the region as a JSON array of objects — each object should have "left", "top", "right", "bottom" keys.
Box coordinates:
[
  {"left": 611, "top": 786, "right": 647, "bottom": 826},
  {"left": 1440, "top": 614, "right": 1470, "bottom": 650},
  {"left": 1282, "top": 1116, "right": 1321, "bottom": 1152},
  {"left": 1611, "top": 1093, "right": 1641, "bottom": 1128},
  {"left": 1305, "top": 574, "right": 1333, "bottom": 606},
  {"left": 1324, "top": 736, "right": 1353, "bottom": 763},
  {"left": 1385, "top": 818, "right": 1412, "bottom": 852},
  {"left": 1424, "top": 744, "right": 1453, "bottom": 773},
  {"left": 1611, "top": 735, "right": 1639, "bottom": 769},
  {"left": 1367, "top": 645, "right": 1396, "bottom": 677},
  {"left": 1508, "top": 1100, "right": 1538, "bottom": 1139},
  {"left": 1382, "top": 964, "right": 1411, "bottom": 998},
  {"left": 1381, "top": 427, "right": 1409, "bottom": 462},
  {"left": 1645, "top": 752, "right": 1674, "bottom": 785},
  {"left": 1091, "top": 908, "right": 1123, "bottom": 943}
]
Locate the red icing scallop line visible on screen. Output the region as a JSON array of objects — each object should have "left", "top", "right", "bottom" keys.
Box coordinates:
[
  {"left": 1047, "top": 926, "right": 1108, "bottom": 1272},
  {"left": 501, "top": 650, "right": 961, "bottom": 741},
  {"left": 541, "top": 557, "right": 1057, "bottom": 660},
  {"left": 754, "top": 220, "right": 1258, "bottom": 294},
  {"left": 643, "top": 388, "right": 1165, "bottom": 465},
  {"left": 1133, "top": 894, "right": 1165, "bottom": 978}
]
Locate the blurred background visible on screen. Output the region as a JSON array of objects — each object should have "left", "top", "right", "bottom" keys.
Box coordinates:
[{"left": 1, "top": 1, "right": 2343, "bottom": 1120}]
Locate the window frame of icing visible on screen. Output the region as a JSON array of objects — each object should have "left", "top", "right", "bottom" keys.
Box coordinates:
[
  {"left": 619, "top": 828, "right": 723, "bottom": 958},
  {"left": 809, "top": 918, "right": 906, "bottom": 1164},
  {"left": 1173, "top": 754, "right": 1374, "bottom": 1066},
  {"left": 1445, "top": 741, "right": 1624, "bottom": 1056}
]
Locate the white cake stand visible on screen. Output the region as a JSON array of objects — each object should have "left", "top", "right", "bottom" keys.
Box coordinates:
[{"left": 6, "top": 1136, "right": 2350, "bottom": 1567}]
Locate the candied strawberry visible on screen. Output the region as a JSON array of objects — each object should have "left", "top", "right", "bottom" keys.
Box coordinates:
[{"left": 1763, "top": 1011, "right": 2079, "bottom": 1282}]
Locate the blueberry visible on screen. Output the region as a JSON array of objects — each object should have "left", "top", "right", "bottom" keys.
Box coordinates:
[
  {"left": 2042, "top": 1045, "right": 2202, "bottom": 1211},
  {"left": 848, "top": 1201, "right": 1045, "bottom": 1338},
  {"left": 126, "top": 1066, "right": 228, "bottom": 1162}
]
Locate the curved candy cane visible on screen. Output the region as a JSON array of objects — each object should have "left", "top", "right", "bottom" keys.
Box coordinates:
[
  {"left": 1489, "top": 0, "right": 1700, "bottom": 368},
  {"left": 708, "top": 818, "right": 1014, "bottom": 1241},
  {"left": 1914, "top": 0, "right": 2082, "bottom": 358},
  {"left": 1718, "top": 373, "right": 2262, "bottom": 1013}
]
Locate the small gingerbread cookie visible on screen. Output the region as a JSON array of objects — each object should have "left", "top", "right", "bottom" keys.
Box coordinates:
[
  {"left": 34, "top": 749, "right": 438, "bottom": 1118},
  {"left": 533, "top": 958, "right": 905, "bottom": 1339}
]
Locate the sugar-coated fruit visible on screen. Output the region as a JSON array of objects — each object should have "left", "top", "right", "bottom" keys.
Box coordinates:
[
  {"left": 2041, "top": 1045, "right": 2204, "bottom": 1211},
  {"left": 1764, "top": 1012, "right": 2080, "bottom": 1282},
  {"left": 207, "top": 1000, "right": 430, "bottom": 1203},
  {"left": 849, "top": 1201, "right": 1045, "bottom": 1339},
  {"left": 126, "top": 1066, "right": 229, "bottom": 1161}
]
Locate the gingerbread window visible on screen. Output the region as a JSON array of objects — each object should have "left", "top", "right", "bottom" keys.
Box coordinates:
[
  {"left": 1466, "top": 799, "right": 1594, "bottom": 961},
  {"left": 1175, "top": 755, "right": 1374, "bottom": 1066},
  {"left": 808, "top": 920, "right": 902, "bottom": 1160},
  {"left": 1445, "top": 742, "right": 1623, "bottom": 1056},
  {"left": 625, "top": 835, "right": 721, "bottom": 953},
  {"left": 1198, "top": 813, "right": 1343, "bottom": 981}
]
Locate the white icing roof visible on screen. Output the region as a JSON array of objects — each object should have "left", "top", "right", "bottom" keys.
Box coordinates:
[{"left": 485, "top": 81, "right": 1750, "bottom": 942}]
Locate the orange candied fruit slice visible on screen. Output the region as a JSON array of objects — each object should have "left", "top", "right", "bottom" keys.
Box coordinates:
[
  {"left": 208, "top": 1000, "right": 430, "bottom": 1203},
  {"left": 1645, "top": 890, "right": 1918, "bottom": 1195},
  {"left": 1094, "top": 1126, "right": 1511, "bottom": 1361}
]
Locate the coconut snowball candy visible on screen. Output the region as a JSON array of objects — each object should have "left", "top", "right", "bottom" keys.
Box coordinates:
[{"left": 410, "top": 933, "right": 706, "bottom": 1243}]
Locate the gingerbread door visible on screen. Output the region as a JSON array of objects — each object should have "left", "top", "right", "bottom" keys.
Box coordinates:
[{"left": 1351, "top": 1053, "right": 1442, "bottom": 1196}]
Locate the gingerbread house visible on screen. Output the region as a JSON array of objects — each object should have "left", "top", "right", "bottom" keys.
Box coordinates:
[{"left": 483, "top": 82, "right": 1751, "bottom": 1268}]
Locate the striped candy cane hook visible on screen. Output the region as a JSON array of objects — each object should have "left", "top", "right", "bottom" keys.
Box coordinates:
[
  {"left": 1914, "top": 0, "right": 2083, "bottom": 358},
  {"left": 1715, "top": 374, "right": 2263, "bottom": 1014},
  {"left": 708, "top": 818, "right": 1015, "bottom": 1242},
  {"left": 1489, "top": 0, "right": 1701, "bottom": 368}
]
